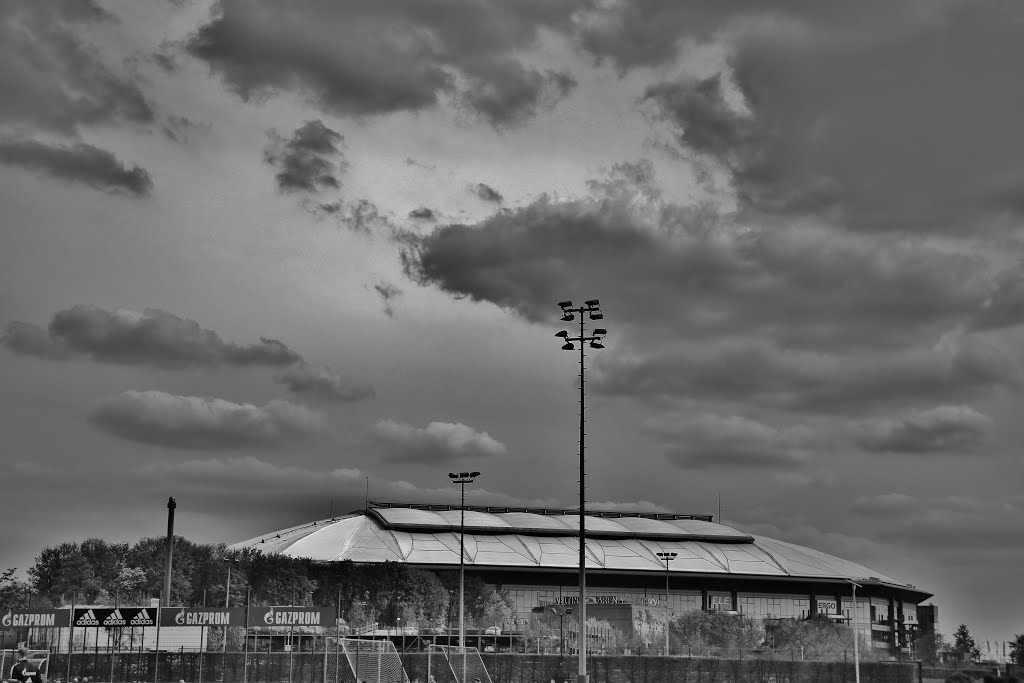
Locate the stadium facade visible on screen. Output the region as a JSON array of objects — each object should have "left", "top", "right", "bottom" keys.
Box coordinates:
[{"left": 230, "top": 502, "right": 932, "bottom": 655}]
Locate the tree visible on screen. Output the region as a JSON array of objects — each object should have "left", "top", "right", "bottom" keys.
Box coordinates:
[
  {"left": 770, "top": 615, "right": 855, "bottom": 660},
  {"left": 953, "top": 624, "right": 980, "bottom": 662},
  {"left": 1009, "top": 634, "right": 1024, "bottom": 665},
  {"left": 916, "top": 630, "right": 947, "bottom": 666},
  {"left": 0, "top": 568, "right": 33, "bottom": 607},
  {"left": 478, "top": 589, "right": 515, "bottom": 629},
  {"left": 673, "top": 609, "right": 764, "bottom": 656},
  {"left": 29, "top": 541, "right": 81, "bottom": 603}
]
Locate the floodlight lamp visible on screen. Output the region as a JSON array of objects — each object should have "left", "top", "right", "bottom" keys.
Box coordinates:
[
  {"left": 561, "top": 313, "right": 575, "bottom": 321},
  {"left": 448, "top": 472, "right": 458, "bottom": 479},
  {"left": 557, "top": 300, "right": 573, "bottom": 309},
  {"left": 561, "top": 342, "right": 574, "bottom": 350},
  {"left": 589, "top": 341, "right": 604, "bottom": 349},
  {"left": 470, "top": 471, "right": 481, "bottom": 478},
  {"left": 589, "top": 312, "right": 603, "bottom": 320},
  {"left": 555, "top": 330, "right": 569, "bottom": 338},
  {"left": 593, "top": 328, "right": 607, "bottom": 335},
  {"left": 584, "top": 299, "right": 599, "bottom": 307}
]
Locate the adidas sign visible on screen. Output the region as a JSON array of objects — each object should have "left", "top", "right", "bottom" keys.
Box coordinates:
[
  {"left": 76, "top": 609, "right": 99, "bottom": 627},
  {"left": 103, "top": 609, "right": 126, "bottom": 627},
  {"left": 129, "top": 610, "right": 152, "bottom": 626}
]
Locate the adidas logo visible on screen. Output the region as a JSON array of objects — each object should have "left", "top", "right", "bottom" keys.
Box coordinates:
[
  {"left": 76, "top": 609, "right": 99, "bottom": 626},
  {"left": 129, "top": 610, "right": 152, "bottom": 625},
  {"left": 103, "top": 610, "right": 126, "bottom": 627}
]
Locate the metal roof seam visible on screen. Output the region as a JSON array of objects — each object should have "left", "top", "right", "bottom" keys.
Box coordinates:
[{"left": 693, "top": 541, "right": 731, "bottom": 572}]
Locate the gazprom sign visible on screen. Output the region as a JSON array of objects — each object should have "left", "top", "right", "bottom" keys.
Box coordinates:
[
  {"left": 1, "top": 609, "right": 71, "bottom": 628},
  {"left": 160, "top": 607, "right": 246, "bottom": 627},
  {"left": 247, "top": 606, "right": 336, "bottom": 627}
]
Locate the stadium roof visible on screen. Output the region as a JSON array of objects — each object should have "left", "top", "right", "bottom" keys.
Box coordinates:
[{"left": 230, "top": 502, "right": 928, "bottom": 597}]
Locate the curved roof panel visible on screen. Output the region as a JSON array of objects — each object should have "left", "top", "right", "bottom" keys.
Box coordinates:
[{"left": 228, "top": 504, "right": 924, "bottom": 596}]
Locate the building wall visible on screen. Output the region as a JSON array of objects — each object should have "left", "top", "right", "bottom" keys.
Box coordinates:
[{"left": 497, "top": 581, "right": 916, "bottom": 654}]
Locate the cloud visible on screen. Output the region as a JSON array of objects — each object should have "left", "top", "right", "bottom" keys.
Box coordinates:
[
  {"left": 592, "top": 336, "right": 1019, "bottom": 413},
  {"left": 966, "top": 264, "right": 1024, "bottom": 332},
  {"left": 0, "top": 138, "right": 153, "bottom": 197},
  {"left": 471, "top": 183, "right": 503, "bottom": 203},
  {"left": 275, "top": 362, "right": 375, "bottom": 402},
  {"left": 458, "top": 62, "right": 577, "bottom": 129},
  {"left": 263, "top": 120, "right": 346, "bottom": 194},
  {"left": 629, "top": 1, "right": 1024, "bottom": 231},
  {"left": 849, "top": 493, "right": 920, "bottom": 519},
  {"left": 1, "top": 322, "right": 74, "bottom": 360},
  {"left": 373, "top": 419, "right": 508, "bottom": 463},
  {"left": 90, "top": 391, "right": 330, "bottom": 450},
  {"left": 186, "top": 0, "right": 577, "bottom": 124},
  {"left": 161, "top": 115, "right": 206, "bottom": 143},
  {"left": 369, "top": 281, "right": 402, "bottom": 318},
  {"left": 4, "top": 305, "right": 301, "bottom": 368},
  {"left": 405, "top": 157, "right": 436, "bottom": 171},
  {"left": 408, "top": 207, "right": 435, "bottom": 220},
  {"left": 0, "top": 0, "right": 154, "bottom": 134},
  {"left": 129, "top": 457, "right": 560, "bottom": 512},
  {"left": 851, "top": 405, "right": 994, "bottom": 455},
  {"left": 644, "top": 411, "right": 814, "bottom": 469},
  {"left": 847, "top": 493, "right": 1024, "bottom": 551},
  {"left": 403, "top": 161, "right": 995, "bottom": 344}
]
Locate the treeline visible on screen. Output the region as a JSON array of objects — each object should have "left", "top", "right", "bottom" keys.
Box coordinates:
[{"left": 1, "top": 537, "right": 515, "bottom": 629}]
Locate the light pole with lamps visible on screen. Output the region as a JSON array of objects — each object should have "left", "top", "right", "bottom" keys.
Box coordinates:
[
  {"left": 846, "top": 579, "right": 862, "bottom": 683},
  {"left": 556, "top": 299, "right": 607, "bottom": 683},
  {"left": 448, "top": 471, "right": 480, "bottom": 651},
  {"left": 656, "top": 552, "right": 677, "bottom": 656}
]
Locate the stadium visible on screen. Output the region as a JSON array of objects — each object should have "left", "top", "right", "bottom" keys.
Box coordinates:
[{"left": 231, "top": 502, "right": 932, "bottom": 655}]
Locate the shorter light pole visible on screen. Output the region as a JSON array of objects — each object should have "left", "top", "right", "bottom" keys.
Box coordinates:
[
  {"left": 656, "top": 552, "right": 677, "bottom": 656},
  {"left": 846, "top": 579, "right": 862, "bottom": 683},
  {"left": 448, "top": 471, "right": 480, "bottom": 651},
  {"left": 548, "top": 606, "right": 573, "bottom": 655}
]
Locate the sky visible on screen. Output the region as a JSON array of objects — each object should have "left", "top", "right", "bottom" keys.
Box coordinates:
[{"left": 1, "top": 0, "right": 1023, "bottom": 645}]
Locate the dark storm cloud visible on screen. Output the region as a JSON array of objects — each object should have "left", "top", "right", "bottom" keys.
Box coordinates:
[
  {"left": 851, "top": 405, "right": 993, "bottom": 455},
  {"left": 592, "top": 337, "right": 1019, "bottom": 414},
  {"left": 89, "top": 391, "right": 329, "bottom": 450},
  {"left": 471, "top": 183, "right": 503, "bottom": 203},
  {"left": 4, "top": 305, "right": 301, "bottom": 368},
  {"left": 263, "top": 120, "right": 346, "bottom": 194},
  {"left": 849, "top": 494, "right": 1024, "bottom": 550},
  {"left": 403, "top": 162, "right": 997, "bottom": 343},
  {"left": 633, "top": 1, "right": 1024, "bottom": 231},
  {"left": 275, "top": 362, "right": 375, "bottom": 402},
  {"left": 459, "top": 62, "right": 577, "bottom": 129},
  {"left": 1, "top": 322, "right": 74, "bottom": 360},
  {"left": 186, "top": 0, "right": 577, "bottom": 124},
  {"left": 0, "top": 138, "right": 153, "bottom": 197},
  {"left": 0, "top": 0, "right": 154, "bottom": 133},
  {"left": 401, "top": 161, "right": 1022, "bottom": 421},
  {"left": 644, "top": 412, "right": 813, "bottom": 469},
  {"left": 408, "top": 207, "right": 435, "bottom": 220},
  {"left": 373, "top": 419, "right": 508, "bottom": 463}
]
